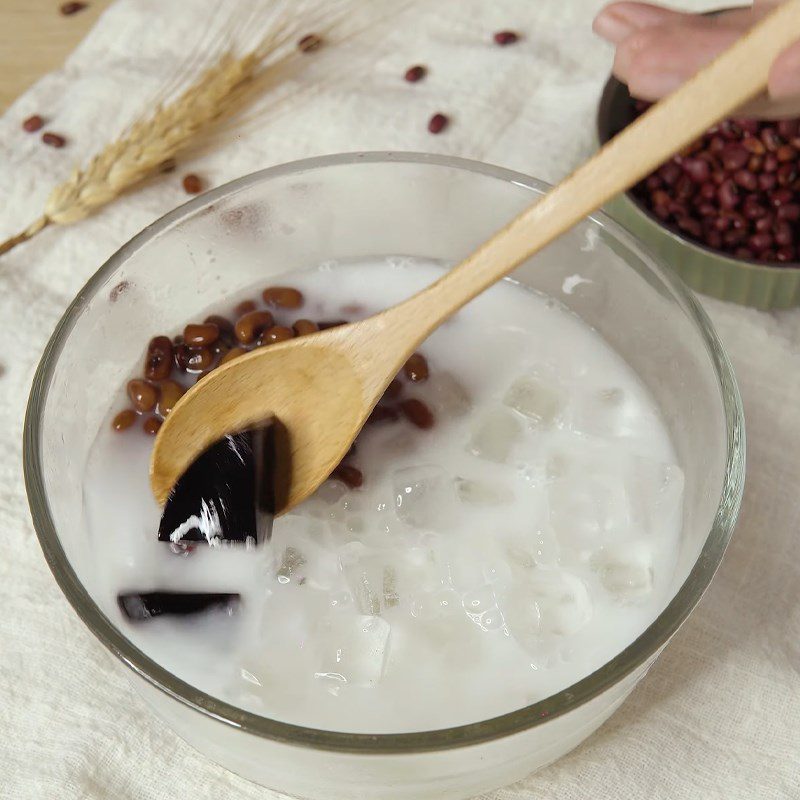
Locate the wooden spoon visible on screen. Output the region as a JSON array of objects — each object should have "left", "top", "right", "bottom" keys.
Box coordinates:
[{"left": 152, "top": 0, "right": 800, "bottom": 510}]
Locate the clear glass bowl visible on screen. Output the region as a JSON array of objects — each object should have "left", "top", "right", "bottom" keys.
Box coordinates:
[{"left": 24, "top": 152, "right": 745, "bottom": 800}]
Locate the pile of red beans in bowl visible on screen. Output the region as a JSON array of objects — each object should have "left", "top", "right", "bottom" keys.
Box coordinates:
[{"left": 631, "top": 100, "right": 800, "bottom": 265}]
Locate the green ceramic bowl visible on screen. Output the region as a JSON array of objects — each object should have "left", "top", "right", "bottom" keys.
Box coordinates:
[{"left": 597, "top": 75, "right": 800, "bottom": 310}]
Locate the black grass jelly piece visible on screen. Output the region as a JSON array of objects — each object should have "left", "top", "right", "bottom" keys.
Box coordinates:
[
  {"left": 158, "top": 418, "right": 289, "bottom": 548},
  {"left": 118, "top": 592, "right": 240, "bottom": 622}
]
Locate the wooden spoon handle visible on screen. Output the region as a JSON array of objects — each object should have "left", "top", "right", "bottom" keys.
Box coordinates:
[{"left": 392, "top": 0, "right": 800, "bottom": 339}]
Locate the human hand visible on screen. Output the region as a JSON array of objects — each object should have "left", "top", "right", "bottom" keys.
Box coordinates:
[{"left": 594, "top": 1, "right": 800, "bottom": 118}]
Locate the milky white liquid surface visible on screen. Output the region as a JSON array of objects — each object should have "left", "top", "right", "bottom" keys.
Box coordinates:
[{"left": 84, "top": 257, "right": 684, "bottom": 733}]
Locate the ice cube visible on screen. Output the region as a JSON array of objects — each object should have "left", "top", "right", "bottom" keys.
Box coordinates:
[
  {"left": 315, "top": 614, "right": 391, "bottom": 688},
  {"left": 393, "top": 465, "right": 457, "bottom": 531},
  {"left": 570, "top": 387, "right": 634, "bottom": 438},
  {"left": 503, "top": 375, "right": 565, "bottom": 427},
  {"left": 627, "top": 459, "right": 685, "bottom": 539},
  {"left": 455, "top": 477, "right": 514, "bottom": 506},
  {"left": 548, "top": 472, "right": 631, "bottom": 557},
  {"left": 467, "top": 407, "right": 522, "bottom": 463},
  {"left": 339, "top": 545, "right": 384, "bottom": 615},
  {"left": 461, "top": 585, "right": 505, "bottom": 631},
  {"left": 506, "top": 528, "right": 560, "bottom": 570},
  {"left": 593, "top": 541, "right": 654, "bottom": 602},
  {"left": 277, "top": 546, "right": 305, "bottom": 584},
  {"left": 383, "top": 567, "right": 400, "bottom": 608},
  {"left": 410, "top": 587, "right": 459, "bottom": 620},
  {"left": 506, "top": 568, "right": 592, "bottom": 650},
  {"left": 428, "top": 370, "right": 471, "bottom": 417}
]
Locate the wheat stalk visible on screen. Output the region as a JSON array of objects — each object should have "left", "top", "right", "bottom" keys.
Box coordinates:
[
  {"left": 0, "top": 0, "right": 418, "bottom": 259},
  {"left": 0, "top": 12, "right": 299, "bottom": 258}
]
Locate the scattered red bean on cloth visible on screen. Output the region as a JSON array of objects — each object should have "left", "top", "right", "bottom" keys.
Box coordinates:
[
  {"left": 41, "top": 132, "right": 66, "bottom": 148},
  {"left": 428, "top": 113, "right": 449, "bottom": 134},
  {"left": 60, "top": 1, "right": 88, "bottom": 14},
  {"left": 493, "top": 30, "right": 519, "bottom": 46},
  {"left": 182, "top": 174, "right": 203, "bottom": 194},
  {"left": 630, "top": 100, "right": 800, "bottom": 264},
  {"left": 404, "top": 65, "right": 426, "bottom": 83},
  {"left": 22, "top": 115, "right": 44, "bottom": 133}
]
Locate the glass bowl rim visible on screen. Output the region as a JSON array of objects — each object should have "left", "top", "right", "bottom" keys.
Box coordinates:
[{"left": 23, "top": 150, "right": 745, "bottom": 755}]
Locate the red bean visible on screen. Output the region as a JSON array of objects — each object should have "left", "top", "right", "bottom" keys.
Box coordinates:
[
  {"left": 233, "top": 299, "right": 257, "bottom": 317},
  {"left": 733, "top": 247, "right": 754, "bottom": 260},
  {"left": 778, "top": 120, "right": 800, "bottom": 139},
  {"left": 659, "top": 162, "right": 681, "bottom": 185},
  {"left": 718, "top": 179, "right": 740, "bottom": 209},
  {"left": 23, "top": 115, "right": 44, "bottom": 133},
  {"left": 128, "top": 379, "right": 158, "bottom": 413},
  {"left": 157, "top": 380, "right": 185, "bottom": 417},
  {"left": 742, "top": 135, "right": 766, "bottom": 154},
  {"left": 761, "top": 127, "right": 781, "bottom": 151},
  {"left": 755, "top": 214, "right": 775, "bottom": 233},
  {"left": 428, "top": 113, "right": 449, "bottom": 134},
  {"left": 42, "top": 132, "right": 66, "bottom": 148},
  {"left": 777, "top": 203, "right": 800, "bottom": 221},
  {"left": 682, "top": 158, "right": 710, "bottom": 183},
  {"left": 112, "top": 409, "right": 136, "bottom": 432},
  {"left": 332, "top": 464, "right": 363, "bottom": 488},
  {"left": 175, "top": 345, "right": 213, "bottom": 373},
  {"left": 404, "top": 65, "right": 426, "bottom": 82},
  {"left": 758, "top": 173, "right": 777, "bottom": 191},
  {"left": 776, "top": 245, "right": 796, "bottom": 262},
  {"left": 704, "top": 230, "right": 723, "bottom": 249},
  {"left": 709, "top": 136, "right": 725, "bottom": 154},
  {"left": 676, "top": 216, "right": 702, "bottom": 237},
  {"left": 723, "top": 229, "right": 746, "bottom": 246},
  {"left": 257, "top": 326, "right": 294, "bottom": 346},
  {"left": 720, "top": 144, "right": 748, "bottom": 171},
  {"left": 742, "top": 201, "right": 767, "bottom": 220},
  {"left": 219, "top": 347, "right": 247, "bottom": 366},
  {"left": 143, "top": 416, "right": 162, "bottom": 435},
  {"left": 235, "top": 310, "right": 274, "bottom": 344},
  {"left": 777, "top": 144, "right": 797, "bottom": 162},
  {"left": 759, "top": 249, "right": 777, "bottom": 262},
  {"left": 777, "top": 162, "right": 798, "bottom": 186},
  {"left": 262, "top": 286, "right": 304, "bottom": 309},
  {"left": 697, "top": 202, "right": 717, "bottom": 218},
  {"left": 184, "top": 322, "right": 219, "bottom": 346},
  {"left": 403, "top": 352, "right": 429, "bottom": 382},
  {"left": 400, "top": 398, "right": 435, "bottom": 429},
  {"left": 763, "top": 154, "right": 779, "bottom": 173},
  {"left": 493, "top": 30, "right": 519, "bottom": 45},
  {"left": 144, "top": 336, "right": 173, "bottom": 381},
  {"left": 749, "top": 232, "right": 774, "bottom": 252},
  {"left": 771, "top": 188, "right": 794, "bottom": 207},
  {"left": 292, "top": 319, "right": 319, "bottom": 336},
  {"left": 699, "top": 181, "right": 717, "bottom": 200},
  {"left": 774, "top": 221, "right": 794, "bottom": 246},
  {"left": 675, "top": 175, "right": 695, "bottom": 200},
  {"left": 182, "top": 174, "right": 202, "bottom": 194},
  {"left": 60, "top": 1, "right": 87, "bottom": 13},
  {"left": 733, "top": 169, "right": 758, "bottom": 191}
]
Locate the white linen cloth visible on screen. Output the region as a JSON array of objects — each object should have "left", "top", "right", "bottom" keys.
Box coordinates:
[{"left": 1, "top": 1, "right": 798, "bottom": 797}]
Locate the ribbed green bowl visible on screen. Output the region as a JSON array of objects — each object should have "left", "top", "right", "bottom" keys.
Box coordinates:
[{"left": 598, "top": 75, "right": 800, "bottom": 310}]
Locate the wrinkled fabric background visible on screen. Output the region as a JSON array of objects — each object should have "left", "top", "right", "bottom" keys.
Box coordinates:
[{"left": 1, "top": 1, "right": 798, "bottom": 797}]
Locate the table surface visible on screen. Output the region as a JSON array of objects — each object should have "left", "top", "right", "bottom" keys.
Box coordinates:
[{"left": 0, "top": 0, "right": 111, "bottom": 111}]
